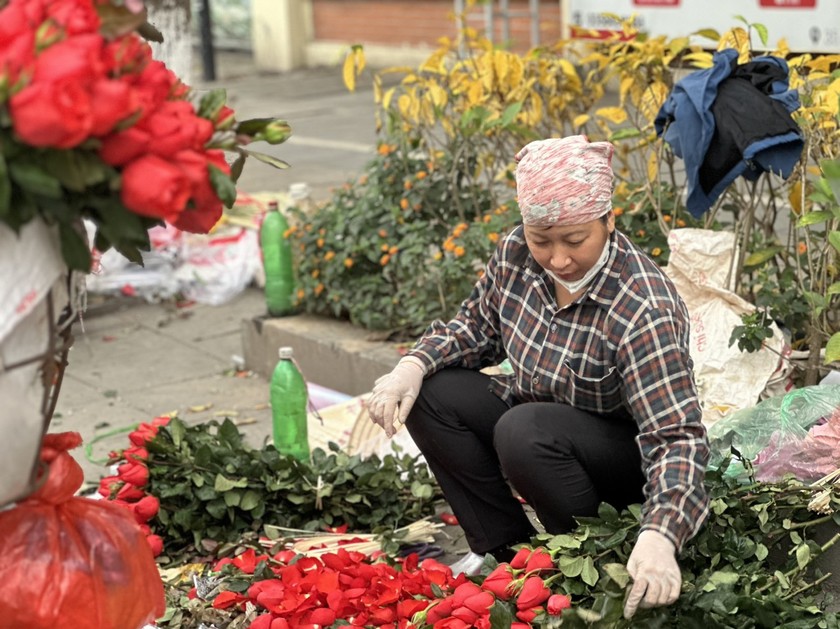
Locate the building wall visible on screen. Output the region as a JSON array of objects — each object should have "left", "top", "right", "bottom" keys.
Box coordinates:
[{"left": 311, "top": 0, "right": 563, "bottom": 52}]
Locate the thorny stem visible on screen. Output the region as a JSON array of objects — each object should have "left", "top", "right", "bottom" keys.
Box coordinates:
[{"left": 756, "top": 532, "right": 840, "bottom": 595}]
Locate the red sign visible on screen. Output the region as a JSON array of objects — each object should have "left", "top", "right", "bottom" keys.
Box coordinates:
[
  {"left": 759, "top": 0, "right": 816, "bottom": 7},
  {"left": 633, "top": 0, "right": 680, "bottom": 5}
]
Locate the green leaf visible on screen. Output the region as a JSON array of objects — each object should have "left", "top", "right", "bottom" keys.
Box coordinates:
[
  {"left": 240, "top": 490, "right": 261, "bottom": 511},
  {"left": 214, "top": 474, "right": 248, "bottom": 491},
  {"left": 58, "top": 222, "right": 92, "bottom": 271},
  {"left": 825, "top": 332, "right": 840, "bottom": 364},
  {"left": 709, "top": 570, "right": 739, "bottom": 586},
  {"left": 829, "top": 231, "right": 840, "bottom": 254},
  {"left": 499, "top": 102, "right": 523, "bottom": 127},
  {"left": 827, "top": 282, "right": 840, "bottom": 296},
  {"left": 230, "top": 153, "right": 246, "bottom": 183},
  {"left": 218, "top": 419, "right": 242, "bottom": 449},
  {"left": 9, "top": 162, "right": 63, "bottom": 198},
  {"left": 206, "top": 498, "right": 227, "bottom": 519},
  {"left": 819, "top": 157, "right": 840, "bottom": 203},
  {"left": 744, "top": 246, "right": 783, "bottom": 267},
  {"left": 608, "top": 127, "right": 641, "bottom": 142},
  {"left": 558, "top": 555, "right": 584, "bottom": 577},
  {"left": 581, "top": 556, "right": 599, "bottom": 586},
  {"left": 753, "top": 23, "right": 769, "bottom": 46},
  {"left": 42, "top": 150, "right": 109, "bottom": 192},
  {"left": 796, "top": 211, "right": 833, "bottom": 227},
  {"left": 410, "top": 480, "right": 433, "bottom": 499},
  {"left": 240, "top": 149, "right": 291, "bottom": 171},
  {"left": 198, "top": 88, "right": 227, "bottom": 120},
  {"left": 488, "top": 600, "right": 514, "bottom": 628},
  {"left": 693, "top": 28, "right": 721, "bottom": 41},
  {"left": 755, "top": 543, "right": 769, "bottom": 561},
  {"left": 603, "top": 563, "right": 630, "bottom": 588},
  {"left": 795, "top": 543, "right": 811, "bottom": 569},
  {"left": 224, "top": 489, "right": 242, "bottom": 507},
  {"left": 168, "top": 419, "right": 186, "bottom": 448},
  {"left": 774, "top": 570, "right": 790, "bottom": 589},
  {"left": 208, "top": 164, "right": 237, "bottom": 209},
  {"left": 547, "top": 534, "right": 581, "bottom": 550}
]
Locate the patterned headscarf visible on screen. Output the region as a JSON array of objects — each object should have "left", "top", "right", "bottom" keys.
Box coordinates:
[{"left": 515, "top": 136, "right": 614, "bottom": 226}]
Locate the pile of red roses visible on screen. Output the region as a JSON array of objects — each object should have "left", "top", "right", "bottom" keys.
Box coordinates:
[
  {"left": 205, "top": 545, "right": 572, "bottom": 628},
  {"left": 98, "top": 414, "right": 170, "bottom": 556},
  {"left": 0, "top": 0, "right": 289, "bottom": 271}
]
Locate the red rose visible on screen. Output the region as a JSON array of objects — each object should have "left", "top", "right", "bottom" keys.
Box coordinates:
[
  {"left": 450, "top": 605, "right": 480, "bottom": 624},
  {"left": 451, "top": 582, "right": 481, "bottom": 607},
  {"left": 146, "top": 534, "right": 164, "bottom": 557},
  {"left": 103, "top": 34, "right": 152, "bottom": 75},
  {"left": 90, "top": 78, "right": 138, "bottom": 136},
  {"left": 524, "top": 547, "right": 554, "bottom": 574},
  {"left": 121, "top": 154, "right": 190, "bottom": 222},
  {"left": 170, "top": 149, "right": 228, "bottom": 233},
  {"left": 481, "top": 565, "right": 515, "bottom": 600},
  {"left": 463, "top": 591, "right": 495, "bottom": 614},
  {"left": 138, "top": 100, "right": 213, "bottom": 157},
  {"left": 516, "top": 606, "right": 542, "bottom": 623},
  {"left": 250, "top": 615, "right": 290, "bottom": 629},
  {"left": 9, "top": 79, "right": 92, "bottom": 148},
  {"left": 132, "top": 495, "right": 160, "bottom": 523},
  {"left": 46, "top": 0, "right": 101, "bottom": 34},
  {"left": 0, "top": 4, "right": 35, "bottom": 82},
  {"left": 509, "top": 547, "right": 532, "bottom": 569},
  {"left": 98, "top": 474, "right": 121, "bottom": 498},
  {"left": 123, "top": 446, "right": 148, "bottom": 461},
  {"left": 432, "top": 619, "right": 470, "bottom": 629},
  {"left": 214, "top": 105, "right": 236, "bottom": 129},
  {"left": 128, "top": 423, "right": 158, "bottom": 446},
  {"left": 116, "top": 482, "right": 146, "bottom": 502},
  {"left": 516, "top": 576, "right": 550, "bottom": 610},
  {"left": 118, "top": 461, "right": 149, "bottom": 487},
  {"left": 425, "top": 598, "right": 454, "bottom": 624},
  {"left": 547, "top": 593, "right": 572, "bottom": 615},
  {"left": 99, "top": 126, "right": 150, "bottom": 166},
  {"left": 303, "top": 608, "right": 336, "bottom": 626},
  {"left": 33, "top": 33, "right": 105, "bottom": 84}
]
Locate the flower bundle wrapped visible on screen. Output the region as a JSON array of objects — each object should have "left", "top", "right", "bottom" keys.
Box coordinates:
[{"left": 0, "top": 0, "right": 290, "bottom": 271}]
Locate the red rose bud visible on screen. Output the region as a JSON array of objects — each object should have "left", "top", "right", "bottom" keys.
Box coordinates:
[
  {"left": 516, "top": 607, "right": 542, "bottom": 623},
  {"left": 152, "top": 415, "right": 171, "bottom": 427},
  {"left": 132, "top": 495, "right": 160, "bottom": 523},
  {"left": 214, "top": 105, "right": 236, "bottom": 130},
  {"left": 128, "top": 423, "right": 158, "bottom": 446},
  {"left": 481, "top": 565, "right": 515, "bottom": 600},
  {"left": 118, "top": 461, "right": 149, "bottom": 487},
  {"left": 451, "top": 582, "right": 481, "bottom": 607},
  {"left": 516, "top": 576, "right": 551, "bottom": 610},
  {"left": 510, "top": 547, "right": 532, "bottom": 569},
  {"left": 116, "top": 482, "right": 146, "bottom": 502},
  {"left": 146, "top": 534, "right": 164, "bottom": 557},
  {"left": 425, "top": 598, "right": 454, "bottom": 624},
  {"left": 121, "top": 154, "right": 191, "bottom": 222},
  {"left": 463, "top": 591, "right": 495, "bottom": 614},
  {"left": 98, "top": 475, "right": 121, "bottom": 498},
  {"left": 525, "top": 547, "right": 554, "bottom": 574},
  {"left": 123, "top": 446, "right": 149, "bottom": 461},
  {"left": 451, "top": 605, "right": 480, "bottom": 624},
  {"left": 547, "top": 593, "right": 572, "bottom": 615}
]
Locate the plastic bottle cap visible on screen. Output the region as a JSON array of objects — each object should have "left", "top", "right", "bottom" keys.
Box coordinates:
[
  {"left": 278, "top": 347, "right": 294, "bottom": 359},
  {"left": 267, "top": 200, "right": 279, "bottom": 211}
]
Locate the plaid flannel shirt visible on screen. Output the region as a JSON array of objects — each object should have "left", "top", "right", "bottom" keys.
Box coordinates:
[{"left": 408, "top": 225, "right": 710, "bottom": 550}]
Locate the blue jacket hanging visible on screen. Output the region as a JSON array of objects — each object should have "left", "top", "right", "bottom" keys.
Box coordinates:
[{"left": 654, "top": 48, "right": 804, "bottom": 218}]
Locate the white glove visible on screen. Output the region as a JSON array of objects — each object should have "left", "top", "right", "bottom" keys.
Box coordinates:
[
  {"left": 368, "top": 356, "right": 425, "bottom": 438},
  {"left": 624, "top": 530, "right": 681, "bottom": 619}
]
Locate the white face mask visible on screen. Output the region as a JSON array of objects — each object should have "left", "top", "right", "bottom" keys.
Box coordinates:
[{"left": 544, "top": 237, "right": 611, "bottom": 295}]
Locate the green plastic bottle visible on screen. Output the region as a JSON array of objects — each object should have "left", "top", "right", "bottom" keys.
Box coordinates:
[
  {"left": 270, "top": 347, "right": 310, "bottom": 460},
  {"left": 260, "top": 201, "right": 295, "bottom": 316}
]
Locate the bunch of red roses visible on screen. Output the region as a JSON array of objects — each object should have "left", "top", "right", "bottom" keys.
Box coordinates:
[
  {"left": 206, "top": 544, "right": 573, "bottom": 628},
  {"left": 98, "top": 414, "right": 171, "bottom": 556},
  {"left": 0, "top": 0, "right": 289, "bottom": 271}
]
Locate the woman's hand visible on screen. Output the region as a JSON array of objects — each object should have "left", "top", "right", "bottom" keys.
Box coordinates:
[
  {"left": 623, "top": 530, "right": 681, "bottom": 619},
  {"left": 368, "top": 357, "right": 425, "bottom": 437}
]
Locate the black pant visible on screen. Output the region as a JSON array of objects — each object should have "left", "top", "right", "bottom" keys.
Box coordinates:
[{"left": 405, "top": 367, "right": 645, "bottom": 555}]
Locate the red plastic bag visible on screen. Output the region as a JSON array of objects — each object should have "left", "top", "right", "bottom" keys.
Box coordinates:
[{"left": 0, "top": 432, "right": 165, "bottom": 629}]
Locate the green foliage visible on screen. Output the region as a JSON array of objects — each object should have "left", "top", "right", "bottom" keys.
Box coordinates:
[
  {"left": 289, "top": 140, "right": 519, "bottom": 336},
  {"left": 534, "top": 463, "right": 840, "bottom": 627},
  {"left": 729, "top": 311, "right": 775, "bottom": 353},
  {"left": 143, "top": 417, "right": 442, "bottom": 557}
]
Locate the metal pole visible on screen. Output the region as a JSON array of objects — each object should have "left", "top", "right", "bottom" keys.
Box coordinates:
[
  {"left": 500, "top": 0, "right": 510, "bottom": 44},
  {"left": 484, "top": 0, "right": 494, "bottom": 43},
  {"left": 199, "top": 0, "right": 216, "bottom": 81}
]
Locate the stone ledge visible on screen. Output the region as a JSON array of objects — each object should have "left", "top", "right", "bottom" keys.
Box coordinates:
[{"left": 241, "top": 314, "right": 402, "bottom": 396}]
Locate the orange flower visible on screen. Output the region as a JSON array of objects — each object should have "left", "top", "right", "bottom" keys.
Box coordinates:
[
  {"left": 443, "top": 238, "right": 456, "bottom": 252},
  {"left": 413, "top": 203, "right": 422, "bottom": 211},
  {"left": 389, "top": 245, "right": 399, "bottom": 255},
  {"left": 663, "top": 215, "right": 672, "bottom": 223},
  {"left": 798, "top": 241, "right": 807, "bottom": 255},
  {"left": 316, "top": 238, "right": 325, "bottom": 248},
  {"left": 344, "top": 257, "right": 354, "bottom": 268},
  {"left": 283, "top": 228, "right": 294, "bottom": 238},
  {"left": 377, "top": 143, "right": 394, "bottom": 156},
  {"left": 311, "top": 269, "right": 320, "bottom": 279},
  {"left": 433, "top": 252, "right": 443, "bottom": 261},
  {"left": 324, "top": 251, "right": 336, "bottom": 261},
  {"left": 416, "top": 171, "right": 427, "bottom": 180},
  {"left": 483, "top": 214, "right": 492, "bottom": 223},
  {"left": 319, "top": 228, "right": 326, "bottom": 236},
  {"left": 296, "top": 288, "right": 305, "bottom": 299},
  {"left": 613, "top": 207, "right": 624, "bottom": 217},
  {"left": 637, "top": 229, "right": 646, "bottom": 237},
  {"left": 359, "top": 174, "right": 368, "bottom": 185},
  {"left": 651, "top": 247, "right": 662, "bottom": 257},
  {"left": 381, "top": 244, "right": 390, "bottom": 252},
  {"left": 676, "top": 219, "right": 686, "bottom": 227},
  {"left": 378, "top": 229, "right": 388, "bottom": 238},
  {"left": 380, "top": 254, "right": 390, "bottom": 265},
  {"left": 453, "top": 246, "right": 465, "bottom": 257},
  {"left": 453, "top": 222, "right": 468, "bottom": 237},
  {"left": 404, "top": 180, "right": 412, "bottom": 191},
  {"left": 400, "top": 198, "right": 409, "bottom": 210},
  {"left": 314, "top": 283, "right": 325, "bottom": 296},
  {"left": 488, "top": 232, "right": 499, "bottom": 243}
]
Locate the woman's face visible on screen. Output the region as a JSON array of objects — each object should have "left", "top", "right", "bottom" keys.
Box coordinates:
[{"left": 523, "top": 214, "right": 614, "bottom": 282}]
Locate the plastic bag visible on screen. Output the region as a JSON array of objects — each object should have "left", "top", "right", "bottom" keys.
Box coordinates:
[
  {"left": 707, "top": 384, "right": 840, "bottom": 482},
  {"left": 0, "top": 432, "right": 165, "bottom": 629}
]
